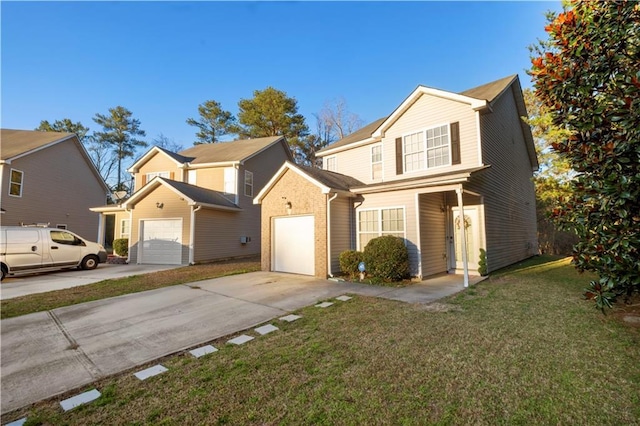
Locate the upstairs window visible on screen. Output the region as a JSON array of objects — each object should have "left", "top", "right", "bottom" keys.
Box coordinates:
[
  {"left": 403, "top": 132, "right": 424, "bottom": 172},
  {"left": 325, "top": 156, "right": 337, "bottom": 172},
  {"left": 401, "top": 123, "right": 455, "bottom": 173},
  {"left": 371, "top": 145, "right": 383, "bottom": 180},
  {"left": 244, "top": 170, "right": 254, "bottom": 197},
  {"left": 9, "top": 169, "right": 23, "bottom": 197},
  {"left": 145, "top": 171, "right": 170, "bottom": 181}
]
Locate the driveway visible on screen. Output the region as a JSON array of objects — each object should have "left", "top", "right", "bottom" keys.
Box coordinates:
[
  {"left": 0, "top": 263, "right": 180, "bottom": 300},
  {"left": 0, "top": 271, "right": 480, "bottom": 414}
]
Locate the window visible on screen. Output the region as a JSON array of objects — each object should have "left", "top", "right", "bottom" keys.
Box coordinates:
[
  {"left": 50, "top": 230, "right": 82, "bottom": 245},
  {"left": 224, "top": 168, "right": 236, "bottom": 195},
  {"left": 146, "top": 171, "right": 170, "bottom": 181},
  {"left": 56, "top": 224, "right": 68, "bottom": 230},
  {"left": 371, "top": 145, "right": 382, "bottom": 180},
  {"left": 358, "top": 207, "right": 405, "bottom": 249},
  {"left": 426, "top": 124, "right": 450, "bottom": 168},
  {"left": 187, "top": 170, "right": 197, "bottom": 185},
  {"left": 9, "top": 169, "right": 23, "bottom": 197},
  {"left": 244, "top": 170, "right": 254, "bottom": 197},
  {"left": 402, "top": 124, "right": 451, "bottom": 172},
  {"left": 120, "top": 219, "right": 130, "bottom": 237},
  {"left": 325, "top": 156, "right": 337, "bottom": 172},
  {"left": 403, "top": 132, "right": 424, "bottom": 172}
]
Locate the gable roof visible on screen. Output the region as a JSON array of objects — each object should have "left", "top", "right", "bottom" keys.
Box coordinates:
[
  {"left": 0, "top": 129, "right": 110, "bottom": 192},
  {"left": 1, "top": 129, "right": 76, "bottom": 160},
  {"left": 179, "top": 136, "right": 290, "bottom": 165},
  {"left": 317, "top": 75, "right": 521, "bottom": 157},
  {"left": 124, "top": 177, "right": 241, "bottom": 211},
  {"left": 254, "top": 161, "right": 364, "bottom": 204}
]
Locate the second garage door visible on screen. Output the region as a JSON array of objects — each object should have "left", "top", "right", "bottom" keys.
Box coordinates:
[
  {"left": 140, "top": 219, "right": 183, "bottom": 265},
  {"left": 273, "top": 215, "right": 314, "bottom": 275}
]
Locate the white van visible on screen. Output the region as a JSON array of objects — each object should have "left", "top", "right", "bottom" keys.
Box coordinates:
[{"left": 0, "top": 226, "right": 108, "bottom": 280}]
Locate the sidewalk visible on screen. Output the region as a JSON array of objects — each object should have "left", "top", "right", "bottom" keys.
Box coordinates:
[{"left": 0, "top": 271, "right": 481, "bottom": 414}]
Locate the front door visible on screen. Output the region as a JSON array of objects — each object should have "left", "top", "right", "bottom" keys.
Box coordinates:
[{"left": 451, "top": 207, "right": 480, "bottom": 271}]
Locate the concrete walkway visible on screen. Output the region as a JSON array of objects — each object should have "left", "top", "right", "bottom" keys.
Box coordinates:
[{"left": 0, "top": 271, "right": 482, "bottom": 414}]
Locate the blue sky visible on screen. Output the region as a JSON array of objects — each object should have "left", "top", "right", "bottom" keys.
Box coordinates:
[{"left": 2, "top": 1, "right": 561, "bottom": 151}]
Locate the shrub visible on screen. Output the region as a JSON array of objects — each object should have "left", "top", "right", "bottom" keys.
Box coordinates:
[
  {"left": 339, "top": 250, "right": 364, "bottom": 279},
  {"left": 478, "top": 248, "right": 488, "bottom": 276},
  {"left": 113, "top": 238, "right": 129, "bottom": 257},
  {"left": 363, "top": 235, "right": 409, "bottom": 282}
]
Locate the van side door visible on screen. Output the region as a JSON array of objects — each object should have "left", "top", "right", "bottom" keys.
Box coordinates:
[
  {"left": 48, "top": 230, "right": 83, "bottom": 267},
  {"left": 3, "top": 229, "right": 44, "bottom": 271}
]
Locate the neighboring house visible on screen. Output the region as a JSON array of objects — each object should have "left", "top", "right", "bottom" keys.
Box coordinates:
[
  {"left": 91, "top": 136, "right": 292, "bottom": 265},
  {"left": 255, "top": 75, "right": 538, "bottom": 281},
  {"left": 0, "top": 129, "right": 110, "bottom": 240}
]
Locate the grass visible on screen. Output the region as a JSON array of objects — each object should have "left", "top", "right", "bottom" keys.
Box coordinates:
[
  {"left": 1, "top": 256, "right": 260, "bottom": 319},
  {"left": 3, "top": 255, "right": 639, "bottom": 425}
]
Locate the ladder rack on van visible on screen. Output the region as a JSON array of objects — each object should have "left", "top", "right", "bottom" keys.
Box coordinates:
[{"left": 19, "top": 223, "right": 50, "bottom": 228}]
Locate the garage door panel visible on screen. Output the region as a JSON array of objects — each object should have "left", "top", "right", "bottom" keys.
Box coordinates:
[
  {"left": 273, "top": 216, "right": 314, "bottom": 276},
  {"left": 140, "top": 219, "right": 182, "bottom": 265}
]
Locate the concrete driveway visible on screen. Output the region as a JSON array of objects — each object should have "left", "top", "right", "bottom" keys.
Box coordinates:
[
  {"left": 0, "top": 271, "right": 479, "bottom": 414},
  {"left": 0, "top": 263, "right": 180, "bottom": 300}
]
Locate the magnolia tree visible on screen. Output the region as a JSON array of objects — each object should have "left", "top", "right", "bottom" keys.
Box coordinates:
[{"left": 530, "top": 1, "right": 640, "bottom": 310}]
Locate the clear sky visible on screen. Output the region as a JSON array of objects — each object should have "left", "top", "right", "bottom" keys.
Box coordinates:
[{"left": 2, "top": 1, "right": 562, "bottom": 151}]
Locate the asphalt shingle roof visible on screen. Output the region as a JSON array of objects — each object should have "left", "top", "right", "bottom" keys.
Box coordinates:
[
  {"left": 159, "top": 178, "right": 240, "bottom": 209},
  {"left": 178, "top": 136, "right": 284, "bottom": 164},
  {"left": 1, "top": 129, "right": 75, "bottom": 160},
  {"left": 295, "top": 164, "right": 365, "bottom": 191}
]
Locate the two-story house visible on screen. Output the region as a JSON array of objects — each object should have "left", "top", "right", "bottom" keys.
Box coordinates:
[
  {"left": 91, "top": 136, "right": 292, "bottom": 265},
  {"left": 1, "top": 129, "right": 110, "bottom": 240},
  {"left": 255, "top": 75, "right": 538, "bottom": 282}
]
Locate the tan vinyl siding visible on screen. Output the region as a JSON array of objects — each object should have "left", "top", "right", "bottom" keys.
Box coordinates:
[
  {"left": 329, "top": 196, "right": 353, "bottom": 274},
  {"left": 327, "top": 145, "right": 377, "bottom": 184},
  {"left": 419, "top": 193, "right": 448, "bottom": 277},
  {"left": 128, "top": 185, "right": 191, "bottom": 264},
  {"left": 472, "top": 86, "right": 537, "bottom": 272},
  {"left": 0, "top": 139, "right": 106, "bottom": 240},
  {"left": 357, "top": 189, "right": 419, "bottom": 276},
  {"left": 192, "top": 168, "right": 226, "bottom": 193},
  {"left": 193, "top": 209, "right": 253, "bottom": 262},
  {"left": 382, "top": 94, "right": 479, "bottom": 181},
  {"left": 134, "top": 154, "right": 182, "bottom": 190}
]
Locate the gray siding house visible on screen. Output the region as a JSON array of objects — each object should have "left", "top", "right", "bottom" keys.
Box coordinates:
[
  {"left": 0, "top": 129, "right": 109, "bottom": 240},
  {"left": 255, "top": 75, "right": 538, "bottom": 281}
]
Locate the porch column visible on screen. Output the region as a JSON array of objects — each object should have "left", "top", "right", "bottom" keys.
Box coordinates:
[
  {"left": 456, "top": 186, "right": 469, "bottom": 287},
  {"left": 96, "top": 214, "right": 104, "bottom": 245}
]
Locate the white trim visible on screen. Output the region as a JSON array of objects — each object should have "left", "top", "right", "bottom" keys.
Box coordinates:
[
  {"left": 184, "top": 161, "right": 240, "bottom": 169},
  {"left": 324, "top": 155, "right": 337, "bottom": 172},
  {"left": 128, "top": 146, "right": 186, "bottom": 173},
  {"left": 370, "top": 143, "right": 383, "bottom": 181},
  {"left": 355, "top": 206, "right": 407, "bottom": 251},
  {"left": 244, "top": 170, "right": 254, "bottom": 197},
  {"left": 316, "top": 136, "right": 380, "bottom": 157},
  {"left": 255, "top": 161, "right": 335, "bottom": 204},
  {"left": 476, "top": 110, "right": 484, "bottom": 166},
  {"left": 189, "top": 205, "right": 201, "bottom": 264},
  {"left": 373, "top": 86, "right": 487, "bottom": 139},
  {"left": 327, "top": 192, "right": 338, "bottom": 277},
  {"left": 401, "top": 122, "right": 453, "bottom": 175},
  {"left": 8, "top": 168, "right": 24, "bottom": 197},
  {"left": 455, "top": 186, "right": 469, "bottom": 287}
]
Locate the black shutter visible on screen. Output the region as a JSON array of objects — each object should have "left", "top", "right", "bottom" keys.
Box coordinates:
[
  {"left": 450, "top": 122, "right": 461, "bottom": 165},
  {"left": 395, "top": 137, "right": 403, "bottom": 175}
]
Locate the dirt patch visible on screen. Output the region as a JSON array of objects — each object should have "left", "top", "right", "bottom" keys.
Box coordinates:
[
  {"left": 611, "top": 294, "right": 640, "bottom": 329},
  {"left": 418, "top": 302, "right": 463, "bottom": 313}
]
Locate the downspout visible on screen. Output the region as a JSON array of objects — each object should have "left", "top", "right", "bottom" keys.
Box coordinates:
[
  {"left": 189, "top": 205, "right": 202, "bottom": 265},
  {"left": 455, "top": 185, "right": 469, "bottom": 287},
  {"left": 326, "top": 192, "right": 338, "bottom": 277}
]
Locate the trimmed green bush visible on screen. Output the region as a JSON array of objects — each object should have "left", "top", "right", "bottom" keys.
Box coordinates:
[
  {"left": 339, "top": 250, "right": 364, "bottom": 279},
  {"left": 113, "top": 238, "right": 129, "bottom": 257},
  {"left": 363, "top": 235, "right": 409, "bottom": 282},
  {"left": 478, "top": 248, "right": 488, "bottom": 276}
]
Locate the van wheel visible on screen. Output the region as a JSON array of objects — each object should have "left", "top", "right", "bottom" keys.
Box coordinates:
[{"left": 81, "top": 255, "right": 99, "bottom": 270}]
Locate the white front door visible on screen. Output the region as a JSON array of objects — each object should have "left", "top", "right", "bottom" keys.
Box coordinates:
[
  {"left": 451, "top": 207, "right": 480, "bottom": 271},
  {"left": 139, "top": 219, "right": 183, "bottom": 265},
  {"left": 273, "top": 215, "right": 315, "bottom": 275}
]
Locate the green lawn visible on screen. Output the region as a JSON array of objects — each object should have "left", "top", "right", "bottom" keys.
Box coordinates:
[
  {"left": 4, "top": 256, "right": 639, "bottom": 425},
  {"left": 1, "top": 257, "right": 260, "bottom": 319}
]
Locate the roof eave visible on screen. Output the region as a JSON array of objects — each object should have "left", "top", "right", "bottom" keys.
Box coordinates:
[{"left": 316, "top": 136, "right": 381, "bottom": 157}]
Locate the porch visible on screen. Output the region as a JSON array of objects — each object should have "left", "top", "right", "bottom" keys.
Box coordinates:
[{"left": 377, "top": 273, "right": 488, "bottom": 304}]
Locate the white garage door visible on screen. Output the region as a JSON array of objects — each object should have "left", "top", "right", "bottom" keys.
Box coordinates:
[
  {"left": 273, "top": 215, "right": 314, "bottom": 275},
  {"left": 140, "top": 219, "right": 183, "bottom": 265}
]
